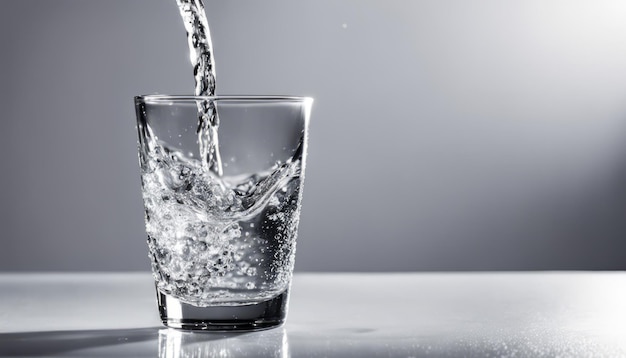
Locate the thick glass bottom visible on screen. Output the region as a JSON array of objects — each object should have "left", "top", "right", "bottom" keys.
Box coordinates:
[{"left": 157, "top": 289, "right": 289, "bottom": 331}]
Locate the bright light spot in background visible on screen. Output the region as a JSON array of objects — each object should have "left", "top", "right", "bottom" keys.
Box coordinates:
[
  {"left": 529, "top": 0, "right": 626, "bottom": 74},
  {"left": 427, "top": 0, "right": 626, "bottom": 116},
  {"left": 402, "top": 0, "right": 626, "bottom": 221}
]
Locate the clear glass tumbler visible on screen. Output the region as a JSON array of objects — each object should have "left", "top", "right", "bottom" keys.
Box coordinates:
[{"left": 134, "top": 95, "right": 312, "bottom": 331}]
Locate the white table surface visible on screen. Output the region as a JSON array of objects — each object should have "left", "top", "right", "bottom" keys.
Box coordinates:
[{"left": 0, "top": 272, "right": 625, "bottom": 357}]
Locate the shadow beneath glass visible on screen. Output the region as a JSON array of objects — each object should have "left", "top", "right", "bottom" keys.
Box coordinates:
[
  {"left": 0, "top": 327, "right": 288, "bottom": 357},
  {"left": 0, "top": 327, "right": 161, "bottom": 356}
]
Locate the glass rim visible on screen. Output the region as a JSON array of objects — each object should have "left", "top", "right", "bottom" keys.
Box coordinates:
[{"left": 135, "top": 94, "right": 313, "bottom": 103}]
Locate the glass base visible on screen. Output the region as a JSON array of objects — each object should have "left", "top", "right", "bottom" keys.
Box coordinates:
[{"left": 157, "top": 289, "right": 289, "bottom": 331}]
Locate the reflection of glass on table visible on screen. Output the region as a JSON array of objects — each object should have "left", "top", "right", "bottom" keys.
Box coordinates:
[{"left": 158, "top": 327, "right": 289, "bottom": 358}]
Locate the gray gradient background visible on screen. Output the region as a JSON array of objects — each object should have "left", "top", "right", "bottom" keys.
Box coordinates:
[{"left": 1, "top": 0, "right": 626, "bottom": 272}]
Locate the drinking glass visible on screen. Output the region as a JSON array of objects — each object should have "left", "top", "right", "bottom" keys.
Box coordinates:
[{"left": 134, "top": 95, "right": 312, "bottom": 331}]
